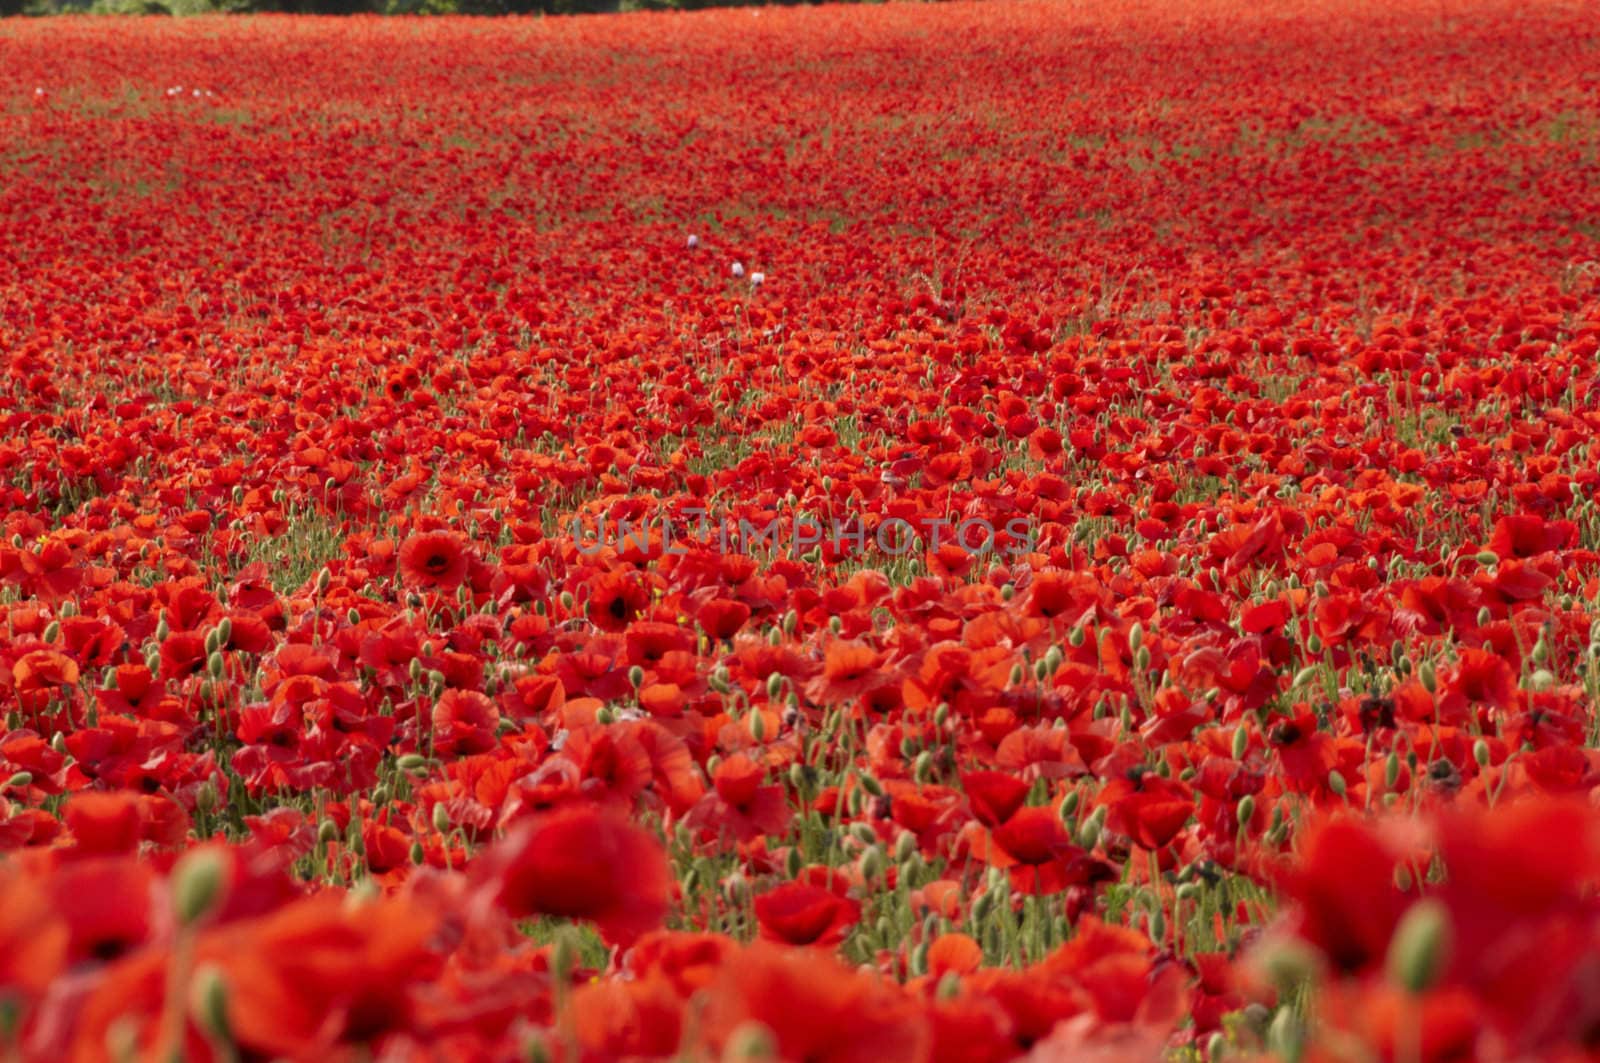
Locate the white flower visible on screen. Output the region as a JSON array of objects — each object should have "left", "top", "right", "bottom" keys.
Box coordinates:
[
  {"left": 731, "top": 261, "right": 745, "bottom": 278},
  {"left": 750, "top": 272, "right": 765, "bottom": 287},
  {"left": 687, "top": 234, "right": 699, "bottom": 249}
]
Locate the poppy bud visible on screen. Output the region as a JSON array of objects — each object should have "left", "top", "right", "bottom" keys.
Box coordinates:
[
  {"left": 1387, "top": 898, "right": 1451, "bottom": 994},
  {"left": 1001, "top": 583, "right": 1015, "bottom": 601},
  {"left": 1385, "top": 751, "right": 1401, "bottom": 788},
  {"left": 1058, "top": 790, "right": 1080, "bottom": 823},
  {"left": 145, "top": 649, "right": 161, "bottom": 674},
  {"left": 1476, "top": 606, "right": 1492, "bottom": 627},
  {"left": 1472, "top": 740, "right": 1491, "bottom": 768},
  {"left": 828, "top": 615, "right": 842, "bottom": 634},
  {"left": 628, "top": 665, "right": 645, "bottom": 688},
  {"left": 860, "top": 845, "right": 885, "bottom": 882},
  {"left": 596, "top": 705, "right": 616, "bottom": 725},
  {"left": 749, "top": 710, "right": 766, "bottom": 742},
  {"left": 1206, "top": 1033, "right": 1226, "bottom": 1063},
  {"left": 936, "top": 971, "right": 962, "bottom": 1001},
  {"left": 857, "top": 771, "right": 884, "bottom": 797},
  {"left": 207, "top": 651, "right": 225, "bottom": 679},
  {"left": 1067, "top": 624, "right": 1084, "bottom": 647},
  {"left": 432, "top": 804, "right": 452, "bottom": 833},
  {"left": 410, "top": 840, "right": 425, "bottom": 865},
  {"left": 1231, "top": 727, "right": 1249, "bottom": 760},
  {"left": 51, "top": 733, "right": 68, "bottom": 755},
  {"left": 933, "top": 702, "right": 950, "bottom": 728},
  {"left": 1128, "top": 623, "right": 1143, "bottom": 653},
  {"left": 172, "top": 848, "right": 228, "bottom": 927},
  {"left": 396, "top": 754, "right": 429, "bottom": 773},
  {"left": 1419, "top": 660, "right": 1437, "bottom": 693},
  {"left": 1530, "top": 668, "right": 1556, "bottom": 691},
  {"left": 318, "top": 819, "right": 340, "bottom": 844},
  {"left": 1147, "top": 908, "right": 1165, "bottom": 943},
  {"left": 784, "top": 847, "right": 803, "bottom": 879},
  {"left": 782, "top": 609, "right": 797, "bottom": 635},
  {"left": 1292, "top": 664, "right": 1319, "bottom": 689},
  {"left": 1134, "top": 646, "right": 1150, "bottom": 672},
  {"left": 5, "top": 771, "right": 31, "bottom": 791},
  {"left": 1306, "top": 634, "right": 1323, "bottom": 654},
  {"left": 913, "top": 751, "right": 934, "bottom": 783},
  {"left": 1475, "top": 550, "right": 1498, "bottom": 567},
  {"left": 1258, "top": 936, "right": 1323, "bottom": 993},
  {"left": 523, "top": 1031, "right": 553, "bottom": 1063},
  {"left": 1044, "top": 645, "right": 1063, "bottom": 674},
  {"left": 1328, "top": 770, "right": 1346, "bottom": 798},
  {"left": 1077, "top": 805, "right": 1106, "bottom": 849},
  {"left": 559, "top": 591, "right": 575, "bottom": 611},
  {"left": 909, "top": 941, "right": 929, "bottom": 977},
  {"left": 195, "top": 780, "right": 218, "bottom": 814},
  {"left": 316, "top": 567, "right": 331, "bottom": 593},
  {"left": 42, "top": 621, "right": 59, "bottom": 644},
  {"left": 723, "top": 1021, "right": 777, "bottom": 1061},
  {"left": 156, "top": 614, "right": 170, "bottom": 642},
  {"left": 766, "top": 672, "right": 784, "bottom": 700},
  {"left": 1267, "top": 1008, "right": 1304, "bottom": 1063},
  {"left": 190, "top": 964, "right": 231, "bottom": 1044},
  {"left": 1236, "top": 796, "right": 1256, "bottom": 832},
  {"left": 969, "top": 891, "right": 993, "bottom": 927}
]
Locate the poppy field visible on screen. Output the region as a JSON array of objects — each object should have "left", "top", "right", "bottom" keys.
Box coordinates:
[{"left": 4, "top": 0, "right": 1600, "bottom": 1059}]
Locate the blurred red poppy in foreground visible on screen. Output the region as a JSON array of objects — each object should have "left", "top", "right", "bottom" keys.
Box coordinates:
[{"left": 474, "top": 803, "right": 670, "bottom": 945}]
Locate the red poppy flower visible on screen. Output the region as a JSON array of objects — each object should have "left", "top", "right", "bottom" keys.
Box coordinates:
[
  {"left": 753, "top": 882, "right": 862, "bottom": 947},
  {"left": 960, "top": 770, "right": 1032, "bottom": 829},
  {"left": 702, "top": 943, "right": 931, "bottom": 1063},
  {"left": 989, "top": 807, "right": 1112, "bottom": 895},
  {"left": 476, "top": 803, "right": 670, "bottom": 946},
  {"left": 399, "top": 531, "right": 469, "bottom": 591},
  {"left": 430, "top": 689, "right": 500, "bottom": 758}
]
